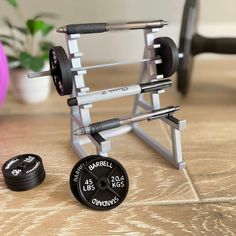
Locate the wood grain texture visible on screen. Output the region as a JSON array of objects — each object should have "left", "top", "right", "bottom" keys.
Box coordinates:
[
  {"left": 1, "top": 58, "right": 236, "bottom": 235},
  {"left": 0, "top": 115, "right": 197, "bottom": 212},
  {"left": 0, "top": 203, "right": 235, "bottom": 235},
  {"left": 161, "top": 58, "right": 236, "bottom": 201}
]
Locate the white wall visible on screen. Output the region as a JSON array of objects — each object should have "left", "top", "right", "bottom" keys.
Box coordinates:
[{"left": 1, "top": 0, "right": 236, "bottom": 62}]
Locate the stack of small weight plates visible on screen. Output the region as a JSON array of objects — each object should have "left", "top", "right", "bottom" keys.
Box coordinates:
[{"left": 2, "top": 154, "right": 46, "bottom": 191}]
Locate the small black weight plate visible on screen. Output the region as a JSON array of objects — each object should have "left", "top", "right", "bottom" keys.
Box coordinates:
[
  {"left": 5, "top": 170, "right": 46, "bottom": 191},
  {"left": 2, "top": 154, "right": 46, "bottom": 191},
  {"left": 49, "top": 46, "right": 73, "bottom": 96},
  {"left": 77, "top": 156, "right": 129, "bottom": 211},
  {"left": 2, "top": 163, "right": 44, "bottom": 183},
  {"left": 70, "top": 155, "right": 98, "bottom": 204},
  {"left": 2, "top": 154, "right": 44, "bottom": 180},
  {"left": 4, "top": 167, "right": 45, "bottom": 185},
  {"left": 154, "top": 37, "right": 179, "bottom": 78}
]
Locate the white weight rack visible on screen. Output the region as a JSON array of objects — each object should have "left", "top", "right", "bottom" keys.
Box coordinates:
[{"left": 65, "top": 27, "right": 186, "bottom": 169}]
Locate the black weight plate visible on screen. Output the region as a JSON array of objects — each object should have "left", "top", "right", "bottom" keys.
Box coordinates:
[
  {"left": 49, "top": 46, "right": 73, "bottom": 96},
  {"left": 177, "top": 0, "right": 199, "bottom": 95},
  {"left": 2, "top": 154, "right": 44, "bottom": 181},
  {"left": 2, "top": 154, "right": 46, "bottom": 191},
  {"left": 2, "top": 163, "right": 44, "bottom": 182},
  {"left": 5, "top": 171, "right": 46, "bottom": 191},
  {"left": 70, "top": 155, "right": 98, "bottom": 204},
  {"left": 154, "top": 37, "right": 179, "bottom": 78},
  {"left": 77, "top": 156, "right": 129, "bottom": 211},
  {"left": 4, "top": 169, "right": 45, "bottom": 188},
  {"left": 4, "top": 168, "right": 45, "bottom": 185}
]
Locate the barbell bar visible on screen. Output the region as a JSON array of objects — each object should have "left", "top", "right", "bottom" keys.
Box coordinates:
[
  {"left": 27, "top": 37, "right": 180, "bottom": 96},
  {"left": 74, "top": 106, "right": 179, "bottom": 136},
  {"left": 27, "top": 57, "right": 161, "bottom": 79},
  {"left": 67, "top": 79, "right": 172, "bottom": 106},
  {"left": 56, "top": 20, "right": 168, "bottom": 35}
]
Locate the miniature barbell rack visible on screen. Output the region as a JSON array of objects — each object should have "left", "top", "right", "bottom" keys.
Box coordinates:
[
  {"left": 29, "top": 20, "right": 187, "bottom": 169},
  {"left": 62, "top": 20, "right": 186, "bottom": 169}
]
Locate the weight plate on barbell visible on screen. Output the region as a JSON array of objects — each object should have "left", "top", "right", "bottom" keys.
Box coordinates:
[
  {"left": 49, "top": 46, "right": 73, "bottom": 96},
  {"left": 70, "top": 155, "right": 98, "bottom": 204},
  {"left": 154, "top": 37, "right": 179, "bottom": 78},
  {"left": 2, "top": 154, "right": 46, "bottom": 191},
  {"left": 77, "top": 156, "right": 129, "bottom": 211}
]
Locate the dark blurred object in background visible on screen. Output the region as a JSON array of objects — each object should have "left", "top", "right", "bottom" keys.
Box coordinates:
[{"left": 177, "top": 0, "right": 236, "bottom": 96}]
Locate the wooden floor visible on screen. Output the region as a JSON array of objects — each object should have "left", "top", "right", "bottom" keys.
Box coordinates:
[{"left": 0, "top": 58, "right": 236, "bottom": 235}]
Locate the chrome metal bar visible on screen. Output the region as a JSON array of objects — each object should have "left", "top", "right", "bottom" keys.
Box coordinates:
[
  {"left": 106, "top": 20, "right": 168, "bottom": 31},
  {"left": 27, "top": 57, "right": 162, "bottom": 79}
]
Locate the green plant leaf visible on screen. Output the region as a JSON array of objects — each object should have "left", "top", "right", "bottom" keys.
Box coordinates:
[
  {"left": 40, "top": 22, "right": 54, "bottom": 36},
  {"left": 6, "top": 0, "right": 18, "bottom": 7},
  {"left": 3, "top": 18, "right": 29, "bottom": 35},
  {"left": 34, "top": 13, "right": 59, "bottom": 20},
  {"left": 7, "top": 55, "right": 21, "bottom": 68},
  {"left": 26, "top": 19, "right": 41, "bottom": 35},
  {"left": 19, "top": 52, "right": 44, "bottom": 72},
  {"left": 40, "top": 41, "right": 54, "bottom": 52},
  {"left": 41, "top": 52, "right": 49, "bottom": 61},
  {"left": 0, "top": 34, "right": 24, "bottom": 45},
  {"left": 27, "top": 19, "right": 54, "bottom": 36},
  {"left": 7, "top": 55, "right": 18, "bottom": 63}
]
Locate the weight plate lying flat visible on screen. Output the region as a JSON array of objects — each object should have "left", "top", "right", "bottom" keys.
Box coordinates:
[
  {"left": 70, "top": 155, "right": 98, "bottom": 204},
  {"left": 2, "top": 154, "right": 46, "bottom": 191},
  {"left": 49, "top": 46, "right": 73, "bottom": 96},
  {"left": 77, "top": 156, "right": 129, "bottom": 211},
  {"left": 4, "top": 171, "right": 46, "bottom": 191},
  {"left": 154, "top": 37, "right": 179, "bottom": 78}
]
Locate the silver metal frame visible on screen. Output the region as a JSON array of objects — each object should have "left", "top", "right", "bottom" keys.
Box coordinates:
[{"left": 66, "top": 28, "right": 186, "bottom": 169}]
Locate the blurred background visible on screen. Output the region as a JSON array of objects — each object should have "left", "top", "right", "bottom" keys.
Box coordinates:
[
  {"left": 1, "top": 2, "right": 236, "bottom": 233},
  {"left": 1, "top": 0, "right": 236, "bottom": 107},
  {"left": 1, "top": 0, "right": 236, "bottom": 63}
]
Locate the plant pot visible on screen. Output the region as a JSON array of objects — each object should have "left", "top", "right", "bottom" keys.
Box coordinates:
[{"left": 11, "top": 63, "right": 51, "bottom": 104}]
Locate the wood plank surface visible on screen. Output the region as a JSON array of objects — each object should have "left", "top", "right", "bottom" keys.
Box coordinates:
[
  {"left": 0, "top": 58, "right": 236, "bottom": 235},
  {"left": 0, "top": 203, "right": 235, "bottom": 235},
  {"left": 0, "top": 115, "right": 197, "bottom": 210}
]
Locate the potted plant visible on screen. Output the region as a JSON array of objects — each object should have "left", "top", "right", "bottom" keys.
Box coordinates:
[{"left": 0, "top": 0, "right": 56, "bottom": 103}]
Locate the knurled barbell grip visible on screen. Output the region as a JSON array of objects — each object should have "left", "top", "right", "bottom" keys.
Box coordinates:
[
  {"left": 57, "top": 23, "right": 108, "bottom": 34},
  {"left": 67, "top": 98, "right": 78, "bottom": 106},
  {"left": 88, "top": 118, "right": 121, "bottom": 134}
]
